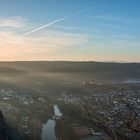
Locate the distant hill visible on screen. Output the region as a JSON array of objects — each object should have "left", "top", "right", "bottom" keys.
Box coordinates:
[
  {"left": 0, "top": 61, "right": 139, "bottom": 85},
  {"left": 0, "top": 61, "right": 139, "bottom": 76},
  {"left": 0, "top": 66, "right": 26, "bottom": 74},
  {"left": 0, "top": 61, "right": 139, "bottom": 73}
]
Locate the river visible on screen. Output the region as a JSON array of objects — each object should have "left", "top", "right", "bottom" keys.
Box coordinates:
[{"left": 41, "top": 105, "right": 62, "bottom": 140}]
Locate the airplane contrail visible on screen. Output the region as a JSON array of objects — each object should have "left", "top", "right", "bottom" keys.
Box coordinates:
[{"left": 22, "top": 1, "right": 109, "bottom": 36}]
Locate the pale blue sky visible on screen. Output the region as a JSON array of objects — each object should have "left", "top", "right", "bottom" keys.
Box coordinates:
[{"left": 0, "top": 0, "right": 140, "bottom": 62}]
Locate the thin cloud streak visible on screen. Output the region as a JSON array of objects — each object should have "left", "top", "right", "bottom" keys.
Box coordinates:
[
  {"left": 22, "top": 0, "right": 110, "bottom": 36},
  {"left": 22, "top": 8, "right": 91, "bottom": 36}
]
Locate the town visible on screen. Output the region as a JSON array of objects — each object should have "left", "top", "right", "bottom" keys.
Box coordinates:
[{"left": 0, "top": 79, "right": 139, "bottom": 140}]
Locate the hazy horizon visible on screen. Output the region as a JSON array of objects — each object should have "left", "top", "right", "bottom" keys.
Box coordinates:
[{"left": 0, "top": 60, "right": 140, "bottom": 63}]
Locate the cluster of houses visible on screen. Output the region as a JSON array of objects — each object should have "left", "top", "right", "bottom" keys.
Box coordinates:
[
  {"left": 58, "top": 85, "right": 140, "bottom": 139},
  {"left": 0, "top": 88, "right": 47, "bottom": 105},
  {"left": 82, "top": 80, "right": 101, "bottom": 85},
  {"left": 0, "top": 88, "right": 34, "bottom": 105},
  {"left": 0, "top": 88, "right": 48, "bottom": 137}
]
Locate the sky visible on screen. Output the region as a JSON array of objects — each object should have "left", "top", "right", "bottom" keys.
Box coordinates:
[{"left": 0, "top": 0, "right": 140, "bottom": 62}]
